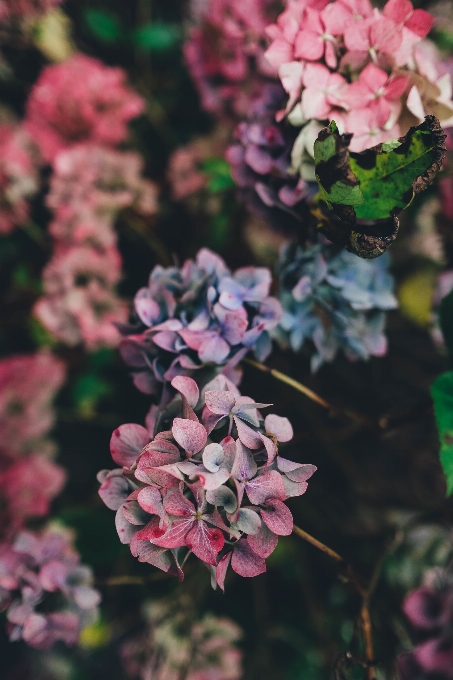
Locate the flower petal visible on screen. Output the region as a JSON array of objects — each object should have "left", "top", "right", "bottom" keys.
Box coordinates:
[
  {"left": 260, "top": 499, "right": 293, "bottom": 536},
  {"left": 231, "top": 539, "right": 266, "bottom": 577},
  {"left": 110, "top": 424, "right": 150, "bottom": 467},
  {"left": 172, "top": 418, "right": 207, "bottom": 455}
]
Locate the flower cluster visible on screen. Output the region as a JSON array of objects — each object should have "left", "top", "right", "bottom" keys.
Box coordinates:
[
  {"left": 266, "top": 0, "right": 453, "bottom": 153},
  {"left": 398, "top": 567, "right": 453, "bottom": 679},
  {"left": 98, "top": 374, "right": 316, "bottom": 586},
  {"left": 25, "top": 54, "right": 145, "bottom": 163},
  {"left": 226, "top": 82, "right": 314, "bottom": 230},
  {"left": 0, "top": 352, "right": 66, "bottom": 536},
  {"left": 0, "top": 0, "right": 61, "bottom": 21},
  {"left": 0, "top": 527, "right": 100, "bottom": 650},
  {"left": 29, "top": 56, "right": 158, "bottom": 350},
  {"left": 184, "top": 0, "right": 279, "bottom": 120},
  {"left": 273, "top": 239, "right": 397, "bottom": 370},
  {"left": 0, "top": 123, "right": 39, "bottom": 235},
  {"left": 121, "top": 598, "right": 243, "bottom": 680},
  {"left": 120, "top": 247, "right": 282, "bottom": 399}
]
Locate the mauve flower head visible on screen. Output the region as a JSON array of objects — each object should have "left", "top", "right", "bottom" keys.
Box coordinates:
[
  {"left": 34, "top": 245, "right": 128, "bottom": 350},
  {"left": 398, "top": 567, "right": 453, "bottom": 679},
  {"left": 273, "top": 239, "right": 397, "bottom": 371},
  {"left": 47, "top": 144, "right": 158, "bottom": 248},
  {"left": 0, "top": 0, "right": 61, "bottom": 20},
  {"left": 226, "top": 82, "right": 316, "bottom": 232},
  {"left": 119, "top": 248, "right": 282, "bottom": 399},
  {"left": 264, "top": 0, "right": 453, "bottom": 156},
  {"left": 25, "top": 54, "right": 145, "bottom": 163},
  {"left": 99, "top": 374, "right": 315, "bottom": 586},
  {"left": 0, "top": 124, "right": 39, "bottom": 235},
  {"left": 184, "top": 0, "right": 280, "bottom": 120},
  {"left": 0, "top": 351, "right": 65, "bottom": 456},
  {"left": 121, "top": 597, "right": 243, "bottom": 680},
  {"left": 0, "top": 526, "right": 100, "bottom": 650}
]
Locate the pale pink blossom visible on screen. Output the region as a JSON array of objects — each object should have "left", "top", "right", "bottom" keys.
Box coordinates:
[
  {"left": 25, "top": 54, "right": 145, "bottom": 163},
  {"left": 0, "top": 124, "right": 39, "bottom": 235},
  {"left": 345, "top": 106, "right": 400, "bottom": 152},
  {"left": 301, "top": 63, "right": 348, "bottom": 120},
  {"left": 343, "top": 63, "right": 408, "bottom": 122},
  {"left": 34, "top": 245, "right": 128, "bottom": 349}
]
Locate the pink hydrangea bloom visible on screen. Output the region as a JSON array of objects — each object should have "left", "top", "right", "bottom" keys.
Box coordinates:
[
  {"left": 98, "top": 375, "right": 316, "bottom": 586},
  {"left": 0, "top": 124, "right": 39, "bottom": 235},
  {"left": 265, "top": 0, "right": 452, "bottom": 154},
  {"left": 184, "top": 0, "right": 280, "bottom": 119},
  {"left": 34, "top": 245, "right": 128, "bottom": 349},
  {"left": 25, "top": 54, "right": 145, "bottom": 163},
  {"left": 121, "top": 598, "right": 243, "bottom": 680},
  {"left": 0, "top": 351, "right": 65, "bottom": 456},
  {"left": 0, "top": 0, "right": 61, "bottom": 20},
  {"left": 47, "top": 144, "right": 158, "bottom": 248},
  {"left": 167, "top": 145, "right": 208, "bottom": 201},
  {"left": 0, "top": 527, "right": 100, "bottom": 650}
]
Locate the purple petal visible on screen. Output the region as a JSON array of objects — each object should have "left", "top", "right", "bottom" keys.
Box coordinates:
[
  {"left": 115, "top": 507, "right": 138, "bottom": 544},
  {"left": 172, "top": 418, "right": 207, "bottom": 455},
  {"left": 260, "top": 499, "right": 293, "bottom": 536},
  {"left": 248, "top": 522, "right": 278, "bottom": 558},
  {"left": 277, "top": 458, "right": 317, "bottom": 482},
  {"left": 231, "top": 539, "right": 266, "bottom": 577},
  {"left": 98, "top": 470, "right": 130, "bottom": 511},
  {"left": 216, "top": 552, "right": 232, "bottom": 591},
  {"left": 203, "top": 443, "right": 226, "bottom": 472},
  {"left": 198, "top": 334, "right": 231, "bottom": 364},
  {"left": 110, "top": 424, "right": 150, "bottom": 467},
  {"left": 231, "top": 441, "right": 258, "bottom": 481},
  {"left": 245, "top": 470, "right": 286, "bottom": 505},
  {"left": 264, "top": 415, "right": 294, "bottom": 442},
  {"left": 220, "top": 310, "right": 248, "bottom": 345},
  {"left": 134, "top": 288, "right": 160, "bottom": 326},
  {"left": 234, "top": 417, "right": 262, "bottom": 450}
]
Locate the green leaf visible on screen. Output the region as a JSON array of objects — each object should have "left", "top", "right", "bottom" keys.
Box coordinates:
[
  {"left": 84, "top": 9, "right": 123, "bottom": 43},
  {"left": 431, "top": 371, "right": 453, "bottom": 496},
  {"left": 440, "top": 289, "right": 453, "bottom": 365},
  {"left": 200, "top": 157, "right": 235, "bottom": 193},
  {"left": 72, "top": 373, "right": 111, "bottom": 419},
  {"left": 133, "top": 22, "right": 181, "bottom": 51}
]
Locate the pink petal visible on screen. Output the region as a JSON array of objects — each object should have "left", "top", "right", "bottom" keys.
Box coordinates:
[
  {"left": 259, "top": 433, "right": 277, "bottom": 464},
  {"left": 405, "top": 9, "right": 434, "bottom": 38},
  {"left": 172, "top": 418, "right": 207, "bottom": 455},
  {"left": 234, "top": 416, "right": 262, "bottom": 450},
  {"left": 110, "top": 424, "right": 149, "bottom": 467},
  {"left": 135, "top": 517, "right": 167, "bottom": 540},
  {"left": 205, "top": 390, "right": 236, "bottom": 416},
  {"left": 248, "top": 522, "right": 278, "bottom": 558},
  {"left": 98, "top": 470, "right": 130, "bottom": 510},
  {"left": 384, "top": 75, "right": 409, "bottom": 100},
  {"left": 264, "top": 414, "right": 294, "bottom": 442},
  {"left": 171, "top": 376, "right": 199, "bottom": 408},
  {"left": 216, "top": 552, "right": 232, "bottom": 591},
  {"left": 294, "top": 29, "right": 325, "bottom": 62},
  {"left": 151, "top": 517, "right": 193, "bottom": 548},
  {"left": 198, "top": 334, "right": 230, "bottom": 364},
  {"left": 277, "top": 458, "right": 317, "bottom": 483},
  {"left": 260, "top": 499, "right": 293, "bottom": 536},
  {"left": 383, "top": 0, "right": 413, "bottom": 24},
  {"left": 186, "top": 521, "right": 225, "bottom": 566},
  {"left": 245, "top": 470, "right": 286, "bottom": 505},
  {"left": 130, "top": 535, "right": 172, "bottom": 570},
  {"left": 163, "top": 487, "right": 196, "bottom": 517},
  {"left": 115, "top": 507, "right": 138, "bottom": 544},
  {"left": 360, "top": 62, "right": 388, "bottom": 92},
  {"left": 264, "top": 40, "right": 294, "bottom": 69},
  {"left": 302, "top": 62, "right": 330, "bottom": 89},
  {"left": 231, "top": 440, "right": 258, "bottom": 481},
  {"left": 231, "top": 539, "right": 266, "bottom": 577},
  {"left": 137, "top": 486, "right": 164, "bottom": 515}
]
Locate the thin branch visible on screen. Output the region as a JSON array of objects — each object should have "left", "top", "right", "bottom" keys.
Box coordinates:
[{"left": 243, "top": 358, "right": 372, "bottom": 425}]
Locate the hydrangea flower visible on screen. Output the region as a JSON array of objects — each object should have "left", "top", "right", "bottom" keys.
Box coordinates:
[
  {"left": 98, "top": 375, "right": 316, "bottom": 587},
  {"left": 0, "top": 527, "right": 100, "bottom": 650},
  {"left": 34, "top": 245, "right": 128, "bottom": 349},
  {"left": 273, "top": 239, "right": 398, "bottom": 370},
  {"left": 0, "top": 124, "right": 39, "bottom": 235},
  {"left": 121, "top": 597, "right": 243, "bottom": 680},
  {"left": 0, "top": 352, "right": 65, "bottom": 456},
  {"left": 119, "top": 248, "right": 282, "bottom": 399},
  {"left": 226, "top": 82, "right": 316, "bottom": 231},
  {"left": 264, "top": 0, "right": 453, "bottom": 158},
  {"left": 47, "top": 144, "right": 158, "bottom": 248},
  {"left": 25, "top": 54, "right": 145, "bottom": 163},
  {"left": 398, "top": 567, "right": 453, "bottom": 679},
  {"left": 0, "top": 0, "right": 62, "bottom": 20},
  {"left": 184, "top": 0, "right": 279, "bottom": 120}
]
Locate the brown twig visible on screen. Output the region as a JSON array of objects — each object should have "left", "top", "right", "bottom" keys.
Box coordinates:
[
  {"left": 243, "top": 358, "right": 373, "bottom": 425},
  {"left": 292, "top": 524, "right": 375, "bottom": 678}
]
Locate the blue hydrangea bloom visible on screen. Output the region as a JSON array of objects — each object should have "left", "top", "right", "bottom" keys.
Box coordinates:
[{"left": 273, "top": 240, "right": 398, "bottom": 371}]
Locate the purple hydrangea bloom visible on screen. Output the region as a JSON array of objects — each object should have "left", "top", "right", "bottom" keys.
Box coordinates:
[
  {"left": 98, "top": 375, "right": 316, "bottom": 587},
  {"left": 398, "top": 567, "right": 453, "bottom": 680},
  {"left": 226, "top": 83, "right": 317, "bottom": 232},
  {"left": 119, "top": 248, "right": 282, "bottom": 401},
  {"left": 0, "top": 527, "right": 100, "bottom": 650},
  {"left": 273, "top": 239, "right": 398, "bottom": 371}
]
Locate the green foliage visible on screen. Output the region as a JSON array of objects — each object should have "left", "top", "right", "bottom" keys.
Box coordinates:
[
  {"left": 314, "top": 116, "right": 446, "bottom": 225},
  {"left": 84, "top": 9, "right": 124, "bottom": 43},
  {"left": 431, "top": 372, "right": 453, "bottom": 496},
  {"left": 133, "top": 22, "right": 181, "bottom": 52},
  {"left": 200, "top": 158, "right": 235, "bottom": 193},
  {"left": 440, "top": 289, "right": 453, "bottom": 365}
]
